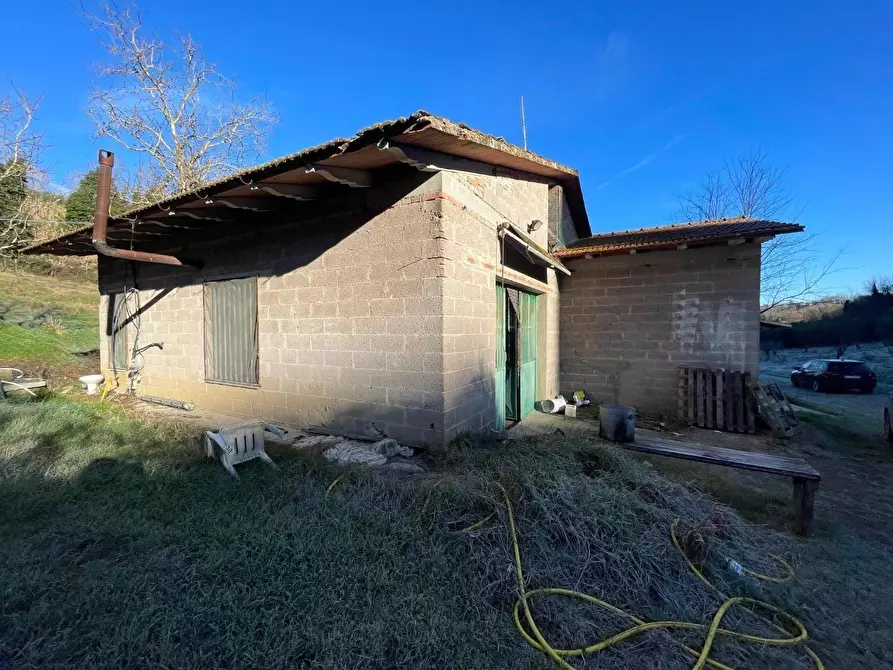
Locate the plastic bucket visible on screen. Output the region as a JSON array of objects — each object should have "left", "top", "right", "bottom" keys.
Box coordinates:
[{"left": 598, "top": 404, "right": 636, "bottom": 442}]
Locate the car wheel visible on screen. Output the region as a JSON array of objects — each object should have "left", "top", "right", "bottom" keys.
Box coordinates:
[
  {"left": 812, "top": 380, "right": 823, "bottom": 393},
  {"left": 886, "top": 410, "right": 893, "bottom": 443},
  {"left": 790, "top": 376, "right": 799, "bottom": 388},
  {"left": 864, "top": 387, "right": 875, "bottom": 395}
]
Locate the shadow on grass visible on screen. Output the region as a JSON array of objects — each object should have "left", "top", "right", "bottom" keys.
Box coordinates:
[
  {"left": 798, "top": 412, "right": 893, "bottom": 460},
  {"left": 0, "top": 395, "right": 534, "bottom": 669},
  {"left": 0, "top": 396, "right": 851, "bottom": 670}
]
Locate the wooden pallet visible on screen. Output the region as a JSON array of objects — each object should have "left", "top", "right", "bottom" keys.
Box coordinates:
[
  {"left": 677, "top": 367, "right": 755, "bottom": 433},
  {"left": 747, "top": 381, "right": 799, "bottom": 438}
]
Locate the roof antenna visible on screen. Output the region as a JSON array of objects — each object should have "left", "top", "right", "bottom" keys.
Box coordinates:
[{"left": 520, "top": 95, "right": 528, "bottom": 150}]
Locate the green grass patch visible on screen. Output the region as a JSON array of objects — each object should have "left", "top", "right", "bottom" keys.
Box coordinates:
[
  {"left": 785, "top": 395, "right": 840, "bottom": 415},
  {"left": 0, "top": 316, "right": 99, "bottom": 365},
  {"left": 0, "top": 396, "right": 832, "bottom": 669},
  {"left": 797, "top": 411, "right": 888, "bottom": 457},
  {"left": 0, "top": 270, "right": 99, "bottom": 366}
]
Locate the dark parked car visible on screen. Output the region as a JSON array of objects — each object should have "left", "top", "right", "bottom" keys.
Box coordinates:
[{"left": 791, "top": 359, "right": 877, "bottom": 393}]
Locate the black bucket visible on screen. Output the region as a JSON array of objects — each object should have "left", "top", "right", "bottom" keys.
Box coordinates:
[{"left": 598, "top": 404, "right": 636, "bottom": 442}]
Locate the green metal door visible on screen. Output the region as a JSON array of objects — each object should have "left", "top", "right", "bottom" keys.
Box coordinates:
[
  {"left": 494, "top": 284, "right": 506, "bottom": 431},
  {"left": 519, "top": 292, "right": 537, "bottom": 417}
]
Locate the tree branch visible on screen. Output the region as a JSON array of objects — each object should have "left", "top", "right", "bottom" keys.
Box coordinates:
[{"left": 84, "top": 1, "right": 277, "bottom": 198}]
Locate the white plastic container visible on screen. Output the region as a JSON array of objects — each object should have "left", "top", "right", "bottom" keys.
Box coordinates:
[{"left": 541, "top": 395, "right": 567, "bottom": 414}]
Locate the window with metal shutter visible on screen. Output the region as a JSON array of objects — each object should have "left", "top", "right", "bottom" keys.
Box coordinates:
[
  {"left": 204, "top": 277, "right": 259, "bottom": 386},
  {"left": 109, "top": 292, "right": 128, "bottom": 370}
]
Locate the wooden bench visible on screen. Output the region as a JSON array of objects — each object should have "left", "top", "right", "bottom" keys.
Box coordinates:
[{"left": 621, "top": 434, "right": 821, "bottom": 536}]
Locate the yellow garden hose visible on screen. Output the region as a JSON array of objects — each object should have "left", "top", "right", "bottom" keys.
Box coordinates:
[
  {"left": 325, "top": 474, "right": 346, "bottom": 498},
  {"left": 495, "top": 484, "right": 824, "bottom": 670}
]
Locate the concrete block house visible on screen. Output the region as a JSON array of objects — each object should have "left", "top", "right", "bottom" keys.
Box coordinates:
[{"left": 29, "top": 112, "right": 801, "bottom": 446}]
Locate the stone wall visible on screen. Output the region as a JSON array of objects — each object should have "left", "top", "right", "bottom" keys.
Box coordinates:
[
  {"left": 99, "top": 172, "right": 449, "bottom": 446},
  {"left": 559, "top": 244, "right": 761, "bottom": 415}
]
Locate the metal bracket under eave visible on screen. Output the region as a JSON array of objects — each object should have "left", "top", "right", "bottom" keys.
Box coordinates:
[
  {"left": 202, "top": 197, "right": 276, "bottom": 212},
  {"left": 377, "top": 140, "right": 440, "bottom": 172},
  {"left": 163, "top": 210, "right": 230, "bottom": 222},
  {"left": 498, "top": 222, "right": 571, "bottom": 276},
  {"left": 377, "top": 140, "right": 495, "bottom": 176},
  {"left": 250, "top": 183, "right": 319, "bottom": 201},
  {"left": 305, "top": 164, "right": 372, "bottom": 188}
]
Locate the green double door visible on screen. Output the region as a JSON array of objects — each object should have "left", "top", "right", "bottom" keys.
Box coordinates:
[{"left": 495, "top": 284, "right": 537, "bottom": 430}]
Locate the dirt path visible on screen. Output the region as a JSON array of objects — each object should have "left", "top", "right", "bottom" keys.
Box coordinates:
[
  {"left": 633, "top": 419, "right": 893, "bottom": 668},
  {"left": 760, "top": 347, "right": 891, "bottom": 426},
  {"left": 784, "top": 381, "right": 886, "bottom": 423}
]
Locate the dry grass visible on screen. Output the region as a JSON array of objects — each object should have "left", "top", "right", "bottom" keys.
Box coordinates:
[
  {"left": 0, "top": 395, "right": 841, "bottom": 669},
  {"left": 0, "top": 270, "right": 97, "bottom": 316}
]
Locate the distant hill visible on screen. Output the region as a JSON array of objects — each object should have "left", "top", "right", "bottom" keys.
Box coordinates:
[
  {"left": 762, "top": 289, "right": 893, "bottom": 350},
  {"left": 762, "top": 297, "right": 847, "bottom": 324}
]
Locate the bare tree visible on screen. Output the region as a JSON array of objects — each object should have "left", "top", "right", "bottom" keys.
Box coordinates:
[
  {"left": 675, "top": 149, "right": 839, "bottom": 314},
  {"left": 0, "top": 85, "right": 44, "bottom": 259},
  {"left": 84, "top": 2, "right": 277, "bottom": 204},
  {"left": 864, "top": 275, "right": 893, "bottom": 296}
]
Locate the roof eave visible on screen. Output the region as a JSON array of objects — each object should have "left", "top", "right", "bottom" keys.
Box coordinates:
[
  {"left": 556, "top": 226, "right": 804, "bottom": 260},
  {"left": 25, "top": 110, "right": 592, "bottom": 255}
]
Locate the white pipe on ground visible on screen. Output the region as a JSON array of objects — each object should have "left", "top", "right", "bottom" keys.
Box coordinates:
[{"left": 541, "top": 396, "right": 567, "bottom": 414}]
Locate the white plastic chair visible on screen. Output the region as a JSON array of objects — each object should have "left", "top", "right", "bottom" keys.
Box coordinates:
[{"left": 203, "top": 419, "right": 284, "bottom": 478}]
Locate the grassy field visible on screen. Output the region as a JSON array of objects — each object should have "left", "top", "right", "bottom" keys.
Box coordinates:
[
  {"left": 0, "top": 271, "right": 98, "bottom": 316},
  {"left": 0, "top": 395, "right": 855, "bottom": 669},
  {"left": 0, "top": 271, "right": 99, "bottom": 367},
  {"left": 2, "top": 271, "right": 892, "bottom": 668}
]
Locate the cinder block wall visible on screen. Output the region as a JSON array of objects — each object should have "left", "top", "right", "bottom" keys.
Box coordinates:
[
  {"left": 98, "top": 173, "right": 449, "bottom": 445},
  {"left": 559, "top": 244, "right": 761, "bottom": 415},
  {"left": 438, "top": 169, "right": 562, "bottom": 440},
  {"left": 97, "top": 166, "right": 574, "bottom": 445}
]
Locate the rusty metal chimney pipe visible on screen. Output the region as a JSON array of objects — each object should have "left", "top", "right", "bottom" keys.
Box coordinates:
[{"left": 92, "top": 150, "right": 194, "bottom": 267}]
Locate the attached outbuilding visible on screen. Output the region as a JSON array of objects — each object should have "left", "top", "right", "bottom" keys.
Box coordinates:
[
  {"left": 554, "top": 219, "right": 802, "bottom": 415},
  {"left": 27, "top": 112, "right": 802, "bottom": 444}
]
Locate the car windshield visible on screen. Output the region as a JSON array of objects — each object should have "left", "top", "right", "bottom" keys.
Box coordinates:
[{"left": 827, "top": 362, "right": 870, "bottom": 374}]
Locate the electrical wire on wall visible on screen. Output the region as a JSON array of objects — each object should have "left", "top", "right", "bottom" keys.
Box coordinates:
[{"left": 110, "top": 260, "right": 146, "bottom": 394}]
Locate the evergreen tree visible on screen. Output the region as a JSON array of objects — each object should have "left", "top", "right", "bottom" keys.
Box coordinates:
[
  {"left": 65, "top": 169, "right": 126, "bottom": 223},
  {"left": 64, "top": 170, "right": 100, "bottom": 223}
]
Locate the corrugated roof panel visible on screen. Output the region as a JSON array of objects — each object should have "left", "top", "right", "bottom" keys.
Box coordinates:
[
  {"left": 25, "top": 110, "right": 591, "bottom": 256},
  {"left": 555, "top": 217, "right": 804, "bottom": 258}
]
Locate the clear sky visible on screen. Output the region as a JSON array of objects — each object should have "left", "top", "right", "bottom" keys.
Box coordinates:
[{"left": 3, "top": 1, "right": 890, "bottom": 295}]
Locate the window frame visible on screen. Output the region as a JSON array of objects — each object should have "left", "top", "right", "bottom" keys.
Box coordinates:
[
  {"left": 203, "top": 275, "right": 260, "bottom": 388},
  {"left": 109, "top": 292, "right": 129, "bottom": 371}
]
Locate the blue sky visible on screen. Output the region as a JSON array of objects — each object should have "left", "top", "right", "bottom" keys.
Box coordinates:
[{"left": 3, "top": 0, "right": 890, "bottom": 295}]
